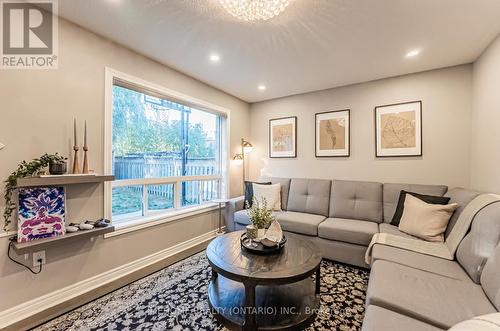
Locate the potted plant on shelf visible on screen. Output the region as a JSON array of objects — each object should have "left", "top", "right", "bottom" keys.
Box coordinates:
[
  {"left": 246, "top": 197, "right": 275, "bottom": 241},
  {"left": 48, "top": 159, "right": 67, "bottom": 175},
  {"left": 3, "top": 153, "right": 66, "bottom": 231}
]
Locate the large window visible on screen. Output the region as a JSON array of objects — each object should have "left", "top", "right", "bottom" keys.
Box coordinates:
[{"left": 109, "top": 77, "right": 226, "bottom": 224}]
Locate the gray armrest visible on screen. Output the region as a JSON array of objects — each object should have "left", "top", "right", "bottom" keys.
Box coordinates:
[{"left": 224, "top": 196, "right": 245, "bottom": 232}]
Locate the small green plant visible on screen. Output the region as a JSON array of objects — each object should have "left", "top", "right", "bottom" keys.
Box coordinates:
[
  {"left": 3, "top": 153, "right": 66, "bottom": 231},
  {"left": 246, "top": 197, "right": 275, "bottom": 229}
]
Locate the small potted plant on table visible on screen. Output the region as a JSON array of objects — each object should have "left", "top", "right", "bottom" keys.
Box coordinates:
[{"left": 246, "top": 197, "right": 275, "bottom": 242}]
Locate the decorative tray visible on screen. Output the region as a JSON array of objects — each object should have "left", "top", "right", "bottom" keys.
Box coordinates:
[{"left": 240, "top": 233, "right": 287, "bottom": 255}]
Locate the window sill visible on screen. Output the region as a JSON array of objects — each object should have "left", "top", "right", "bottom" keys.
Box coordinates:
[{"left": 105, "top": 203, "right": 221, "bottom": 238}]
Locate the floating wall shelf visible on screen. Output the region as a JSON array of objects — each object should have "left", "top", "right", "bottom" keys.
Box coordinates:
[
  {"left": 16, "top": 175, "right": 115, "bottom": 188},
  {"left": 12, "top": 226, "right": 115, "bottom": 254}
]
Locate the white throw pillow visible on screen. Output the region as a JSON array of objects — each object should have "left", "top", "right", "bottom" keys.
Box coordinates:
[
  {"left": 398, "top": 194, "right": 458, "bottom": 242},
  {"left": 252, "top": 183, "right": 281, "bottom": 211}
]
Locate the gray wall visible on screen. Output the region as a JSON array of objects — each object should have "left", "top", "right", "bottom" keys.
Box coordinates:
[
  {"left": 249, "top": 65, "right": 473, "bottom": 188},
  {"left": 0, "top": 18, "right": 249, "bottom": 311},
  {"left": 470, "top": 35, "right": 500, "bottom": 193},
  {"left": 0, "top": 11, "right": 495, "bottom": 318}
]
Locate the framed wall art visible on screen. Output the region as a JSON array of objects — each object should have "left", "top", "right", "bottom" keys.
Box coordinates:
[
  {"left": 269, "top": 116, "right": 297, "bottom": 158},
  {"left": 315, "top": 109, "right": 350, "bottom": 157},
  {"left": 17, "top": 187, "right": 66, "bottom": 243},
  {"left": 375, "top": 101, "right": 422, "bottom": 157}
]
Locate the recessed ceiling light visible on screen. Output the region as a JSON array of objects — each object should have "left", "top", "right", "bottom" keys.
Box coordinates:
[
  {"left": 406, "top": 49, "right": 421, "bottom": 58},
  {"left": 209, "top": 54, "right": 220, "bottom": 63},
  {"left": 258, "top": 85, "right": 266, "bottom": 91}
]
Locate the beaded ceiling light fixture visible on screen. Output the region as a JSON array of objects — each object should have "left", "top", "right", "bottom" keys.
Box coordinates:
[{"left": 218, "top": 0, "right": 291, "bottom": 21}]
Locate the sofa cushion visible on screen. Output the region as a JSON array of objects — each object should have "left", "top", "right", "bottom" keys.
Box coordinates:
[
  {"left": 480, "top": 242, "right": 500, "bottom": 311},
  {"left": 366, "top": 260, "right": 496, "bottom": 329},
  {"left": 443, "top": 188, "right": 481, "bottom": 238},
  {"left": 234, "top": 210, "right": 252, "bottom": 225},
  {"left": 456, "top": 201, "right": 500, "bottom": 283},
  {"left": 362, "top": 305, "right": 443, "bottom": 331},
  {"left": 330, "top": 180, "right": 383, "bottom": 222},
  {"left": 448, "top": 313, "right": 500, "bottom": 331},
  {"left": 286, "top": 178, "right": 331, "bottom": 216},
  {"left": 383, "top": 183, "right": 448, "bottom": 223},
  {"left": 370, "top": 244, "right": 470, "bottom": 281},
  {"left": 260, "top": 177, "right": 291, "bottom": 210},
  {"left": 275, "top": 211, "right": 326, "bottom": 236},
  {"left": 318, "top": 218, "right": 378, "bottom": 245},
  {"left": 378, "top": 223, "right": 417, "bottom": 239},
  {"left": 313, "top": 237, "right": 369, "bottom": 268}
]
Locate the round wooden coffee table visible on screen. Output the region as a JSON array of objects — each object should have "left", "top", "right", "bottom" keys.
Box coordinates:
[{"left": 206, "top": 231, "right": 322, "bottom": 331}]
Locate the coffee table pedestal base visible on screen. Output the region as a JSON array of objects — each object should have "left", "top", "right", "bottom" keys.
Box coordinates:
[{"left": 208, "top": 276, "right": 319, "bottom": 331}]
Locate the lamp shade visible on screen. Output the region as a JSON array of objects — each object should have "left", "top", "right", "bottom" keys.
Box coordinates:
[
  {"left": 242, "top": 140, "right": 253, "bottom": 154},
  {"left": 233, "top": 154, "right": 244, "bottom": 165}
]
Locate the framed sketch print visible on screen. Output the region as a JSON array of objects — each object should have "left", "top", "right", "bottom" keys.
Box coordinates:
[
  {"left": 375, "top": 101, "right": 422, "bottom": 157},
  {"left": 315, "top": 109, "right": 350, "bottom": 157},
  {"left": 269, "top": 116, "right": 297, "bottom": 158}
]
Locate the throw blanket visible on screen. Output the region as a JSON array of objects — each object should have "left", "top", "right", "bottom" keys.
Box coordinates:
[{"left": 365, "top": 193, "right": 500, "bottom": 265}]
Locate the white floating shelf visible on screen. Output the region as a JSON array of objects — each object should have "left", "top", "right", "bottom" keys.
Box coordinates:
[
  {"left": 12, "top": 226, "right": 115, "bottom": 254},
  {"left": 16, "top": 175, "right": 115, "bottom": 188}
]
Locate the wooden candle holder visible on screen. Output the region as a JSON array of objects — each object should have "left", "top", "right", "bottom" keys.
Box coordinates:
[
  {"left": 82, "top": 145, "right": 89, "bottom": 174},
  {"left": 72, "top": 146, "right": 80, "bottom": 174}
]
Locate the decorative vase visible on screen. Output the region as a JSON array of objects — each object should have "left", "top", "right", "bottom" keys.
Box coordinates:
[
  {"left": 254, "top": 228, "right": 266, "bottom": 242},
  {"left": 246, "top": 225, "right": 257, "bottom": 239},
  {"left": 49, "top": 161, "right": 67, "bottom": 175}
]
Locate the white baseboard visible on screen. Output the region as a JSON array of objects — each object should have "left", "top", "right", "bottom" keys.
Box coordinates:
[{"left": 0, "top": 229, "right": 218, "bottom": 329}]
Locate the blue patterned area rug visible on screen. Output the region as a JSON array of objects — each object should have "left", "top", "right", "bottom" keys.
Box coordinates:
[{"left": 34, "top": 252, "right": 369, "bottom": 331}]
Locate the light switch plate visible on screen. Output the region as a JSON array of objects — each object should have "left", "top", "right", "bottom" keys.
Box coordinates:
[{"left": 0, "top": 142, "right": 4, "bottom": 150}]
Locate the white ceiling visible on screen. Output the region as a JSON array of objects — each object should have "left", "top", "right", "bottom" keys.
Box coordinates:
[{"left": 58, "top": 0, "right": 500, "bottom": 103}]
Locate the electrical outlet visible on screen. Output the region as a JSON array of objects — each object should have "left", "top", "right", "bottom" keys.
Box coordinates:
[{"left": 33, "top": 250, "right": 46, "bottom": 267}]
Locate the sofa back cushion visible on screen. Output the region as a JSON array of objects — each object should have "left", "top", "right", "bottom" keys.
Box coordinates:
[
  {"left": 260, "top": 177, "right": 291, "bottom": 210},
  {"left": 382, "top": 183, "right": 448, "bottom": 223},
  {"left": 330, "top": 180, "right": 383, "bottom": 222},
  {"left": 444, "top": 188, "right": 481, "bottom": 238},
  {"left": 456, "top": 201, "right": 500, "bottom": 283},
  {"left": 480, "top": 242, "right": 500, "bottom": 311},
  {"left": 287, "top": 178, "right": 331, "bottom": 217}
]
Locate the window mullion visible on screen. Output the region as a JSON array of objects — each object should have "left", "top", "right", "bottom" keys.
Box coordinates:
[
  {"left": 143, "top": 185, "right": 148, "bottom": 216},
  {"left": 174, "top": 181, "right": 182, "bottom": 209},
  {"left": 198, "top": 181, "right": 204, "bottom": 204}
]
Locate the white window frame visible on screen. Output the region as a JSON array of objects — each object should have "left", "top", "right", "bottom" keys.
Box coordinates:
[{"left": 104, "top": 67, "right": 230, "bottom": 235}]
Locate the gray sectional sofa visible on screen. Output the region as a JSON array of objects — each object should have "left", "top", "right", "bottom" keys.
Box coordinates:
[{"left": 224, "top": 177, "right": 500, "bottom": 330}]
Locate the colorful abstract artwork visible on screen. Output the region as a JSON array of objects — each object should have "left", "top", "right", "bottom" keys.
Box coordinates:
[{"left": 18, "top": 187, "right": 66, "bottom": 243}]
